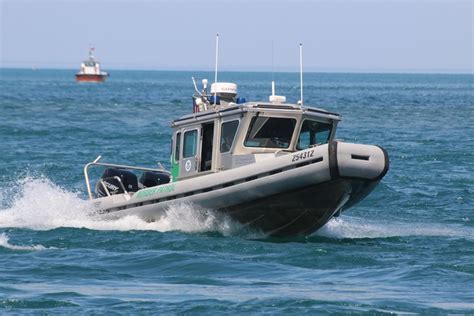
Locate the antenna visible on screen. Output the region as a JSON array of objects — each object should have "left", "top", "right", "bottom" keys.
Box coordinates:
[
  {"left": 299, "top": 43, "right": 304, "bottom": 106},
  {"left": 271, "top": 40, "right": 275, "bottom": 98},
  {"left": 271, "top": 40, "right": 275, "bottom": 82},
  {"left": 214, "top": 33, "right": 219, "bottom": 106},
  {"left": 268, "top": 40, "right": 287, "bottom": 104},
  {"left": 191, "top": 77, "right": 201, "bottom": 95},
  {"left": 269, "top": 68, "right": 287, "bottom": 104}
]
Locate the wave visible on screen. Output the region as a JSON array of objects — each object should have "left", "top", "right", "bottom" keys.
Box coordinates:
[
  {"left": 0, "top": 176, "right": 257, "bottom": 237},
  {"left": 317, "top": 216, "right": 474, "bottom": 240},
  {"left": 0, "top": 233, "right": 48, "bottom": 251}
]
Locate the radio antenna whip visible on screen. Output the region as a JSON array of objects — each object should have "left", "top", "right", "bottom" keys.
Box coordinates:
[
  {"left": 299, "top": 43, "right": 304, "bottom": 107},
  {"left": 271, "top": 40, "right": 275, "bottom": 81},
  {"left": 271, "top": 40, "right": 275, "bottom": 97},
  {"left": 214, "top": 33, "right": 219, "bottom": 106}
]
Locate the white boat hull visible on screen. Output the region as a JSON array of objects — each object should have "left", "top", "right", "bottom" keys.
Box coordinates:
[{"left": 92, "top": 141, "right": 388, "bottom": 236}]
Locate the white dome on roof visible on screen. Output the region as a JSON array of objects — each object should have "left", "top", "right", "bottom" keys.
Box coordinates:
[{"left": 211, "top": 82, "right": 237, "bottom": 96}]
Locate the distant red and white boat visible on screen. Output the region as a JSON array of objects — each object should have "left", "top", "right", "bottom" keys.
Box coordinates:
[{"left": 75, "top": 47, "right": 109, "bottom": 83}]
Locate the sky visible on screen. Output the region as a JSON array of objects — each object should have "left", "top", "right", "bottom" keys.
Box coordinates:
[{"left": 1, "top": 0, "right": 473, "bottom": 73}]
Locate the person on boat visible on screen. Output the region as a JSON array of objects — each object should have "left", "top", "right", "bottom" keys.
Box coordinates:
[{"left": 221, "top": 134, "right": 233, "bottom": 153}]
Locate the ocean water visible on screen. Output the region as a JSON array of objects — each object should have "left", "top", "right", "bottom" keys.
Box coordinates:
[{"left": 0, "top": 69, "right": 473, "bottom": 314}]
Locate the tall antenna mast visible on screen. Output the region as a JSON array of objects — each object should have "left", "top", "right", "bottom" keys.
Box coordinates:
[
  {"left": 214, "top": 33, "right": 219, "bottom": 106},
  {"left": 299, "top": 43, "right": 304, "bottom": 106},
  {"left": 271, "top": 40, "right": 275, "bottom": 97},
  {"left": 271, "top": 40, "right": 275, "bottom": 81}
]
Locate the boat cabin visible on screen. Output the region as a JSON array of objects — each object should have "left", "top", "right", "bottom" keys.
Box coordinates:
[
  {"left": 77, "top": 47, "right": 106, "bottom": 76},
  {"left": 80, "top": 56, "right": 101, "bottom": 75},
  {"left": 170, "top": 81, "right": 341, "bottom": 181}
]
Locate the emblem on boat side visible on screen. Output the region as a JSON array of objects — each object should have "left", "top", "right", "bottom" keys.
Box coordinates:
[{"left": 185, "top": 160, "right": 192, "bottom": 172}]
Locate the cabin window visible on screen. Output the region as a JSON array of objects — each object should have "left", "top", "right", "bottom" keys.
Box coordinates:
[
  {"left": 174, "top": 132, "right": 181, "bottom": 162},
  {"left": 183, "top": 130, "right": 198, "bottom": 158},
  {"left": 220, "top": 120, "right": 239, "bottom": 153},
  {"left": 201, "top": 123, "right": 214, "bottom": 171},
  {"left": 297, "top": 120, "right": 332, "bottom": 150},
  {"left": 244, "top": 117, "right": 296, "bottom": 149}
]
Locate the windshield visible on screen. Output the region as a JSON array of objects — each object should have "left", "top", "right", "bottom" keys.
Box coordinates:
[
  {"left": 244, "top": 116, "right": 296, "bottom": 149},
  {"left": 297, "top": 120, "right": 332, "bottom": 150}
]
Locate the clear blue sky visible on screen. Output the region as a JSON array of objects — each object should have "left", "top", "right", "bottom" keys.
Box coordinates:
[{"left": 1, "top": 0, "right": 472, "bottom": 73}]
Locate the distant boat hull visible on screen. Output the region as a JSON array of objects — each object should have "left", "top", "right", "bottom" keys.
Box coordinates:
[{"left": 75, "top": 74, "right": 108, "bottom": 83}]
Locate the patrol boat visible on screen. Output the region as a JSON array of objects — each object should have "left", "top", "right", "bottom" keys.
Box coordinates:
[
  {"left": 75, "top": 47, "right": 109, "bottom": 83},
  {"left": 83, "top": 77, "right": 389, "bottom": 237}
]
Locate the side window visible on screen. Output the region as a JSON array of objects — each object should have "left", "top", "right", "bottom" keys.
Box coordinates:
[
  {"left": 183, "top": 130, "right": 197, "bottom": 158},
  {"left": 298, "top": 130, "right": 311, "bottom": 149},
  {"left": 220, "top": 120, "right": 239, "bottom": 153},
  {"left": 244, "top": 117, "right": 296, "bottom": 148},
  {"left": 174, "top": 132, "right": 181, "bottom": 162},
  {"left": 297, "top": 120, "right": 332, "bottom": 150},
  {"left": 316, "top": 129, "right": 331, "bottom": 145}
]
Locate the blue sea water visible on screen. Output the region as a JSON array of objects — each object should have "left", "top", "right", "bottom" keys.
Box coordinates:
[{"left": 0, "top": 69, "right": 473, "bottom": 314}]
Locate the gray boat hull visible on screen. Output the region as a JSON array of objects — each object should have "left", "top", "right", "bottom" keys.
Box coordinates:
[
  {"left": 222, "top": 178, "right": 378, "bottom": 236},
  {"left": 93, "top": 141, "right": 388, "bottom": 237}
]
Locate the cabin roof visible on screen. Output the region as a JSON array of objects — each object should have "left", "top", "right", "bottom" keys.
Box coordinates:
[{"left": 171, "top": 102, "right": 341, "bottom": 127}]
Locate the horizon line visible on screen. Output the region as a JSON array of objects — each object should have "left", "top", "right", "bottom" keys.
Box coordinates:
[{"left": 1, "top": 66, "right": 473, "bottom": 76}]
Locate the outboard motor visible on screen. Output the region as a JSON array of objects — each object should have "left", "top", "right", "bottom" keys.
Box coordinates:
[
  {"left": 96, "top": 168, "right": 139, "bottom": 197},
  {"left": 139, "top": 171, "right": 170, "bottom": 188}
]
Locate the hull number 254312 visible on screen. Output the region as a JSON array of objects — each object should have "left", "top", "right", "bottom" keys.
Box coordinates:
[{"left": 292, "top": 149, "right": 315, "bottom": 162}]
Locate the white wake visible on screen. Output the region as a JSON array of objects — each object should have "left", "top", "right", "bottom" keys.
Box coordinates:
[
  {"left": 317, "top": 216, "right": 473, "bottom": 240},
  {"left": 0, "top": 177, "right": 253, "bottom": 236}
]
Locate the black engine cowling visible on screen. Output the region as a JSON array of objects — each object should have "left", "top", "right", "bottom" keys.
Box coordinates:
[
  {"left": 139, "top": 171, "right": 170, "bottom": 188},
  {"left": 96, "top": 168, "right": 139, "bottom": 197}
]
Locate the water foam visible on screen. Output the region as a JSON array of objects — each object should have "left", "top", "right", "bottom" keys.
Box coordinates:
[
  {"left": 0, "top": 177, "right": 254, "bottom": 236},
  {"left": 6, "top": 177, "right": 469, "bottom": 240},
  {"left": 0, "top": 233, "right": 48, "bottom": 251},
  {"left": 0, "top": 177, "right": 91, "bottom": 230},
  {"left": 317, "top": 216, "right": 474, "bottom": 240}
]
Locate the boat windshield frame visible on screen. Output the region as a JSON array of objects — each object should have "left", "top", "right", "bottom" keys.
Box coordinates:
[{"left": 243, "top": 115, "right": 297, "bottom": 149}]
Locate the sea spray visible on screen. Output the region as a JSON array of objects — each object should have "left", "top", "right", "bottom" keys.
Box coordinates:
[
  {"left": 0, "top": 176, "right": 91, "bottom": 230},
  {"left": 0, "top": 176, "right": 261, "bottom": 237}
]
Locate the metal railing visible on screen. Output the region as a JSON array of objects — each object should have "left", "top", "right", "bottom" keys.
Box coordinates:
[{"left": 84, "top": 155, "right": 171, "bottom": 200}]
